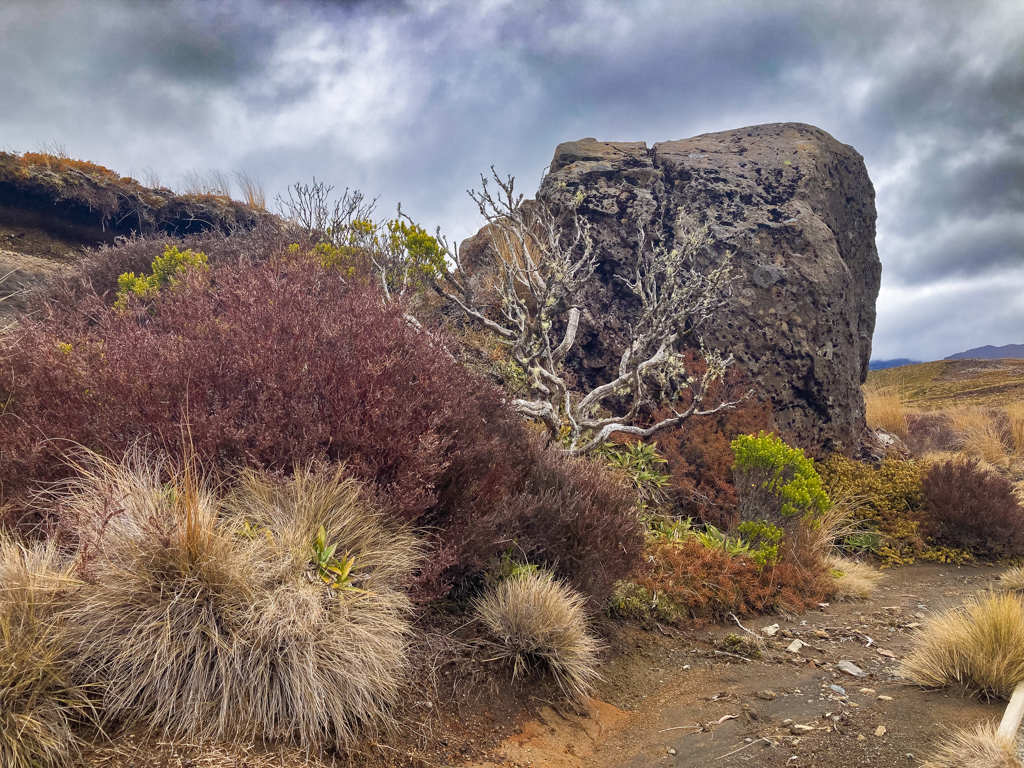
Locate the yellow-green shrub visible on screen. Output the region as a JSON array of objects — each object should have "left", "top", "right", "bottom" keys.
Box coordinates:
[
  {"left": 818, "top": 455, "right": 925, "bottom": 543},
  {"left": 115, "top": 244, "right": 208, "bottom": 308}
]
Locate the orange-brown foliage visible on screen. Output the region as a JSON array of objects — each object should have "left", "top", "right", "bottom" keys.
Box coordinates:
[
  {"left": 632, "top": 539, "right": 831, "bottom": 623},
  {"left": 17, "top": 152, "right": 123, "bottom": 182}
]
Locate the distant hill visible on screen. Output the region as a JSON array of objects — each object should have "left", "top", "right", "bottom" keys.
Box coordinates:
[
  {"left": 945, "top": 343, "right": 1024, "bottom": 361},
  {"left": 869, "top": 358, "right": 921, "bottom": 370},
  {"left": 867, "top": 358, "right": 1024, "bottom": 410}
]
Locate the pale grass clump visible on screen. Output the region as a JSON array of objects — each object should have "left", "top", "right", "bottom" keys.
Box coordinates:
[
  {"left": 922, "top": 722, "right": 1023, "bottom": 768},
  {"left": 804, "top": 495, "right": 884, "bottom": 600},
  {"left": 1006, "top": 403, "right": 1024, "bottom": 457},
  {"left": 863, "top": 382, "right": 909, "bottom": 441},
  {"left": 0, "top": 534, "right": 92, "bottom": 768},
  {"left": 823, "top": 554, "right": 883, "bottom": 600},
  {"left": 475, "top": 571, "right": 601, "bottom": 702},
  {"left": 803, "top": 494, "right": 866, "bottom": 556},
  {"left": 944, "top": 404, "right": 1024, "bottom": 471},
  {"left": 60, "top": 452, "right": 418, "bottom": 750},
  {"left": 899, "top": 591, "right": 1024, "bottom": 698},
  {"left": 1000, "top": 566, "right": 1024, "bottom": 594}
]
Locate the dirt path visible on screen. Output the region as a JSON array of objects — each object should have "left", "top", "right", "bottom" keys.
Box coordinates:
[{"left": 466, "top": 563, "right": 1009, "bottom": 768}]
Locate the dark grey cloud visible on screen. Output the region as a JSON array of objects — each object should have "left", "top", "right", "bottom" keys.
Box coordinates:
[{"left": 0, "top": 0, "right": 1021, "bottom": 361}]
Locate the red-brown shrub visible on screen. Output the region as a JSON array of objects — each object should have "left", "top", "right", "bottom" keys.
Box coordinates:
[
  {"left": 0, "top": 244, "right": 641, "bottom": 601},
  {"left": 626, "top": 539, "right": 830, "bottom": 623},
  {"left": 921, "top": 459, "right": 1024, "bottom": 557},
  {"left": 650, "top": 363, "right": 774, "bottom": 528},
  {"left": 488, "top": 446, "right": 643, "bottom": 603}
]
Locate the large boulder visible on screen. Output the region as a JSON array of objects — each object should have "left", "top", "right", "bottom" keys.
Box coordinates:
[{"left": 465, "top": 123, "right": 881, "bottom": 454}]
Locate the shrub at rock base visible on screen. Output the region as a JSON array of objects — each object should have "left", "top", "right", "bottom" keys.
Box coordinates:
[
  {"left": 475, "top": 571, "right": 601, "bottom": 702},
  {"left": 60, "top": 453, "right": 416, "bottom": 750},
  {"left": 0, "top": 535, "right": 91, "bottom": 768}
]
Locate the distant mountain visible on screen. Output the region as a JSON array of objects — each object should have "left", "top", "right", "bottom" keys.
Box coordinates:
[
  {"left": 869, "top": 358, "right": 921, "bottom": 370},
  {"left": 945, "top": 344, "right": 1024, "bottom": 361}
]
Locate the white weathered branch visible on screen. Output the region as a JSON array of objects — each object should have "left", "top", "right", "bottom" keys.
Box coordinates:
[{"left": 435, "top": 170, "right": 737, "bottom": 453}]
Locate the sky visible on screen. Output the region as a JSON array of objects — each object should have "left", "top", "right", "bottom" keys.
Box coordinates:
[{"left": 0, "top": 0, "right": 1021, "bottom": 361}]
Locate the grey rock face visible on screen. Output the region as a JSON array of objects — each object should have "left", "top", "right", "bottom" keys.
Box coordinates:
[{"left": 533, "top": 123, "right": 880, "bottom": 455}]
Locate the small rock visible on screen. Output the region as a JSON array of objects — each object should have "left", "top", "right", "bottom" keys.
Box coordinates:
[
  {"left": 836, "top": 660, "right": 866, "bottom": 677},
  {"left": 791, "top": 724, "right": 815, "bottom": 734},
  {"left": 875, "top": 725, "right": 887, "bottom": 737},
  {"left": 757, "top": 690, "right": 777, "bottom": 701},
  {"left": 904, "top": 622, "right": 923, "bottom": 629},
  {"left": 762, "top": 623, "right": 781, "bottom": 637},
  {"left": 813, "top": 629, "right": 829, "bottom": 639},
  {"left": 857, "top": 734, "right": 866, "bottom": 741},
  {"left": 668, "top": 748, "right": 677, "bottom": 755},
  {"left": 782, "top": 718, "right": 794, "bottom": 726},
  {"left": 830, "top": 684, "right": 846, "bottom": 695},
  {"left": 877, "top": 695, "right": 894, "bottom": 701},
  {"left": 787, "top": 639, "right": 806, "bottom": 653},
  {"left": 877, "top": 649, "right": 897, "bottom": 659},
  {"left": 859, "top": 688, "right": 876, "bottom": 695}
]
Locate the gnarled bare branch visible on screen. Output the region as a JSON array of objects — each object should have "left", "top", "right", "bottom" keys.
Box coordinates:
[{"left": 435, "top": 170, "right": 740, "bottom": 452}]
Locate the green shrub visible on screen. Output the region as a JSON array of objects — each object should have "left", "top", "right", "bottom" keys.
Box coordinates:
[
  {"left": 731, "top": 432, "right": 830, "bottom": 526},
  {"left": 737, "top": 520, "right": 784, "bottom": 568},
  {"left": 596, "top": 440, "right": 670, "bottom": 514}
]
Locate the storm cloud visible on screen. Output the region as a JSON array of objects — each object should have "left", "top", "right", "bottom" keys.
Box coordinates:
[{"left": 0, "top": 0, "right": 1020, "bottom": 360}]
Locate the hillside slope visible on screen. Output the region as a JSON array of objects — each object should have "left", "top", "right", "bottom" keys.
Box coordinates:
[{"left": 867, "top": 358, "right": 1024, "bottom": 410}]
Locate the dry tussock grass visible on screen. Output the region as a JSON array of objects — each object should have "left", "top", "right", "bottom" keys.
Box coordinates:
[
  {"left": 1000, "top": 566, "right": 1024, "bottom": 594},
  {"left": 0, "top": 534, "right": 92, "bottom": 768},
  {"left": 922, "top": 722, "right": 1023, "bottom": 768},
  {"left": 899, "top": 591, "right": 1024, "bottom": 698},
  {"left": 863, "top": 382, "right": 909, "bottom": 440},
  {"left": 475, "top": 571, "right": 601, "bottom": 702},
  {"left": 941, "top": 404, "right": 1024, "bottom": 473},
  {"left": 60, "top": 452, "right": 417, "bottom": 751},
  {"left": 822, "top": 554, "right": 883, "bottom": 600}
]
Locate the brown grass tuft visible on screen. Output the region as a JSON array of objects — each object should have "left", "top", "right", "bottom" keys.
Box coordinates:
[
  {"left": 60, "top": 452, "right": 417, "bottom": 750},
  {"left": 899, "top": 591, "right": 1024, "bottom": 698},
  {"left": 822, "top": 554, "right": 883, "bottom": 600},
  {"left": 475, "top": 571, "right": 601, "bottom": 702},
  {"left": 864, "top": 381, "right": 910, "bottom": 441},
  {"left": 922, "top": 721, "right": 1023, "bottom": 768},
  {"left": 0, "top": 534, "right": 92, "bottom": 768}
]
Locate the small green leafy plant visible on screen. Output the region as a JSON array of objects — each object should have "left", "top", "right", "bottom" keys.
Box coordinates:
[
  {"left": 648, "top": 516, "right": 695, "bottom": 543},
  {"left": 115, "top": 244, "right": 208, "bottom": 309},
  {"left": 597, "top": 441, "right": 671, "bottom": 513},
  {"left": 311, "top": 525, "right": 362, "bottom": 595},
  {"left": 489, "top": 548, "right": 541, "bottom": 584},
  {"left": 694, "top": 523, "right": 751, "bottom": 557}
]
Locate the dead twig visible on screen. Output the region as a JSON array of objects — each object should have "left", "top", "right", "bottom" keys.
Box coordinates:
[{"left": 716, "top": 736, "right": 771, "bottom": 759}]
